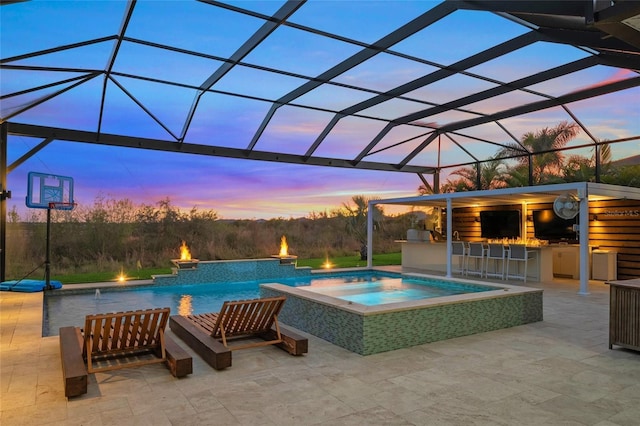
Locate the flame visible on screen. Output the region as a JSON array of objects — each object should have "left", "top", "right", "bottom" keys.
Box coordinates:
[
  {"left": 279, "top": 235, "right": 288, "bottom": 257},
  {"left": 180, "top": 240, "right": 191, "bottom": 261},
  {"left": 117, "top": 267, "right": 126, "bottom": 283}
]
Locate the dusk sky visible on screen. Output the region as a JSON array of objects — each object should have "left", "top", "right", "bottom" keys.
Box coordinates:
[{"left": 2, "top": 1, "right": 639, "bottom": 220}]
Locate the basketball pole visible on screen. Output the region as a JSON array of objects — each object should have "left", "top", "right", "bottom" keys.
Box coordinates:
[
  {"left": 45, "top": 206, "right": 52, "bottom": 290},
  {"left": 0, "top": 123, "right": 8, "bottom": 283}
]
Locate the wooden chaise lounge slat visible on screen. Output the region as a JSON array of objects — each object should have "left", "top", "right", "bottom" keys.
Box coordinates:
[
  {"left": 169, "top": 296, "right": 308, "bottom": 370},
  {"left": 183, "top": 297, "right": 283, "bottom": 350},
  {"left": 197, "top": 296, "right": 285, "bottom": 350},
  {"left": 60, "top": 307, "right": 193, "bottom": 398},
  {"left": 83, "top": 308, "right": 170, "bottom": 373}
]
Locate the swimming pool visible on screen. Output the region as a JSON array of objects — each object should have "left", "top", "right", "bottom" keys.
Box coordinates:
[
  {"left": 44, "top": 268, "right": 543, "bottom": 355},
  {"left": 45, "top": 271, "right": 475, "bottom": 336}
]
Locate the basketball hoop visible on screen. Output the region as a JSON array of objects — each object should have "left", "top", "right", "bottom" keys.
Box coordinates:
[
  {"left": 23, "top": 172, "right": 77, "bottom": 290},
  {"left": 26, "top": 172, "right": 74, "bottom": 209},
  {"left": 48, "top": 202, "right": 77, "bottom": 211}
]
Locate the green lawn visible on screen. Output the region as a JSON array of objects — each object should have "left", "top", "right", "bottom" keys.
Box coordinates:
[
  {"left": 52, "top": 252, "right": 401, "bottom": 284},
  {"left": 51, "top": 268, "right": 172, "bottom": 285},
  {"left": 296, "top": 252, "right": 401, "bottom": 269}
]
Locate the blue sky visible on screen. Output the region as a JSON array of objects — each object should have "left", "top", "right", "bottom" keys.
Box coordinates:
[{"left": 2, "top": 1, "right": 639, "bottom": 219}]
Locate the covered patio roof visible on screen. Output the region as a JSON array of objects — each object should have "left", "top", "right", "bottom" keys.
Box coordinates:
[
  {"left": 368, "top": 182, "right": 640, "bottom": 294},
  {"left": 370, "top": 182, "right": 640, "bottom": 208}
]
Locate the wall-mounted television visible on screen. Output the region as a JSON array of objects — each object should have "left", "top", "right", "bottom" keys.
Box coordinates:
[
  {"left": 479, "top": 210, "right": 521, "bottom": 239},
  {"left": 532, "top": 209, "right": 577, "bottom": 242}
]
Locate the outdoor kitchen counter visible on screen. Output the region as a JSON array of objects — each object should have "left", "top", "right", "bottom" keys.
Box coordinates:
[{"left": 398, "top": 240, "right": 448, "bottom": 273}]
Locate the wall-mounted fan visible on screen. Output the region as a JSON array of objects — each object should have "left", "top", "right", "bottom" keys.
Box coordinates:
[{"left": 553, "top": 193, "right": 580, "bottom": 219}]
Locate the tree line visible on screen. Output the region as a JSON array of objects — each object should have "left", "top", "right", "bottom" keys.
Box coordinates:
[{"left": 6, "top": 195, "right": 414, "bottom": 280}]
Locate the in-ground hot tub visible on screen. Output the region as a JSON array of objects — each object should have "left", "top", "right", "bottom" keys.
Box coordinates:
[{"left": 260, "top": 273, "right": 543, "bottom": 355}]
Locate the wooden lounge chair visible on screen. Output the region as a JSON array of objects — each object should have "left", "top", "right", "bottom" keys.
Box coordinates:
[
  {"left": 170, "top": 296, "right": 308, "bottom": 370},
  {"left": 59, "top": 307, "right": 192, "bottom": 398},
  {"left": 83, "top": 307, "right": 171, "bottom": 373}
]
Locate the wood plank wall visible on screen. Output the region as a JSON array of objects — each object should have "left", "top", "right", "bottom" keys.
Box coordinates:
[
  {"left": 448, "top": 200, "right": 640, "bottom": 280},
  {"left": 589, "top": 200, "right": 640, "bottom": 280}
]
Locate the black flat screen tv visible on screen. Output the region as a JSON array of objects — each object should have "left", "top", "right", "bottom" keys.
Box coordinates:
[
  {"left": 532, "top": 209, "right": 577, "bottom": 242},
  {"left": 479, "top": 210, "right": 521, "bottom": 239}
]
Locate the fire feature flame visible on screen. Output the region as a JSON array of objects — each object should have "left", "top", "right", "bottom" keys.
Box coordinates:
[
  {"left": 180, "top": 240, "right": 191, "bottom": 261},
  {"left": 279, "top": 235, "right": 288, "bottom": 257}
]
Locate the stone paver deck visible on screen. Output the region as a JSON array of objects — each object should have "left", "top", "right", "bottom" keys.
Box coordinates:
[{"left": 1, "top": 275, "right": 639, "bottom": 425}]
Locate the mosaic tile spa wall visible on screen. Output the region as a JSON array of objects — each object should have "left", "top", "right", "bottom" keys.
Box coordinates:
[
  {"left": 153, "top": 258, "right": 312, "bottom": 286},
  {"left": 261, "top": 286, "right": 543, "bottom": 355}
]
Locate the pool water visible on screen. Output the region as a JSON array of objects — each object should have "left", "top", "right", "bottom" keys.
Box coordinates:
[
  {"left": 302, "top": 278, "right": 492, "bottom": 305},
  {"left": 43, "top": 272, "right": 497, "bottom": 336},
  {"left": 44, "top": 280, "right": 261, "bottom": 337}
]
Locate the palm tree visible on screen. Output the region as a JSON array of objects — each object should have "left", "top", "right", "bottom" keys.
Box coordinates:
[
  {"left": 449, "top": 164, "right": 479, "bottom": 190},
  {"left": 596, "top": 141, "right": 613, "bottom": 178},
  {"left": 499, "top": 121, "right": 580, "bottom": 184},
  {"left": 478, "top": 157, "right": 508, "bottom": 189},
  {"left": 440, "top": 177, "right": 474, "bottom": 193},
  {"left": 417, "top": 184, "right": 433, "bottom": 195},
  {"left": 562, "top": 140, "right": 613, "bottom": 183},
  {"left": 441, "top": 156, "right": 507, "bottom": 191},
  {"left": 562, "top": 155, "right": 595, "bottom": 182},
  {"left": 501, "top": 164, "right": 530, "bottom": 187},
  {"left": 340, "top": 195, "right": 384, "bottom": 260}
]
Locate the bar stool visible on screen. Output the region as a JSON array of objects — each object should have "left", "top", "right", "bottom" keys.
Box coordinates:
[
  {"left": 485, "top": 243, "right": 507, "bottom": 280},
  {"left": 506, "top": 244, "right": 537, "bottom": 283},
  {"left": 451, "top": 241, "right": 467, "bottom": 275},
  {"left": 466, "top": 242, "right": 486, "bottom": 277}
]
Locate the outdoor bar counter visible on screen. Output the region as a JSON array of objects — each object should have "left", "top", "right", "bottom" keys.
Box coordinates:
[{"left": 399, "top": 239, "right": 582, "bottom": 282}]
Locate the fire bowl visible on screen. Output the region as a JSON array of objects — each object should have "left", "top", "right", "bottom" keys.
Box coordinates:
[
  {"left": 172, "top": 259, "right": 199, "bottom": 269},
  {"left": 271, "top": 255, "right": 298, "bottom": 265}
]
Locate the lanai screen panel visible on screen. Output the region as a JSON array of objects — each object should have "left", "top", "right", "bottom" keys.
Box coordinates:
[{"left": 2, "top": 0, "right": 639, "bottom": 175}]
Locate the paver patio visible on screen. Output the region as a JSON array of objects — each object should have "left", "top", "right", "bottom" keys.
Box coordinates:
[{"left": 1, "top": 275, "right": 639, "bottom": 425}]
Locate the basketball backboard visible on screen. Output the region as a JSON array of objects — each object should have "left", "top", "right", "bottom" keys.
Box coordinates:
[{"left": 26, "top": 172, "right": 74, "bottom": 210}]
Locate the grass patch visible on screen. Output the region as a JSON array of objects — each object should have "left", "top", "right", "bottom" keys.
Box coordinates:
[
  {"left": 296, "top": 252, "right": 401, "bottom": 269},
  {"left": 52, "top": 253, "right": 401, "bottom": 284},
  {"left": 52, "top": 268, "right": 172, "bottom": 284}
]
